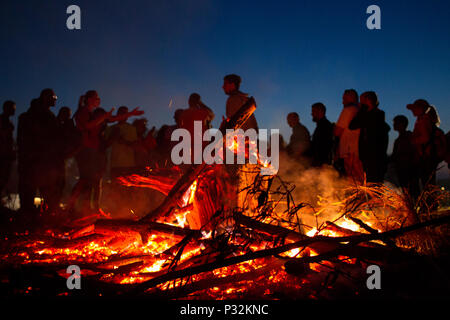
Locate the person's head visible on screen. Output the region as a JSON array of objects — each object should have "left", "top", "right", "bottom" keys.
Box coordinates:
[
  {"left": 342, "top": 89, "right": 358, "bottom": 106},
  {"left": 188, "top": 93, "right": 201, "bottom": 108},
  {"left": 2, "top": 100, "right": 16, "bottom": 117},
  {"left": 132, "top": 118, "right": 148, "bottom": 137},
  {"left": 360, "top": 91, "right": 379, "bottom": 111},
  {"left": 174, "top": 108, "right": 184, "bottom": 126},
  {"left": 93, "top": 107, "right": 108, "bottom": 129},
  {"left": 40, "top": 88, "right": 57, "bottom": 108},
  {"left": 85, "top": 90, "right": 100, "bottom": 111},
  {"left": 57, "top": 106, "right": 72, "bottom": 122},
  {"left": 393, "top": 115, "right": 408, "bottom": 133},
  {"left": 287, "top": 112, "right": 300, "bottom": 128},
  {"left": 407, "top": 99, "right": 430, "bottom": 117},
  {"left": 311, "top": 102, "right": 326, "bottom": 122},
  {"left": 30, "top": 98, "right": 40, "bottom": 110},
  {"left": 426, "top": 105, "right": 440, "bottom": 127},
  {"left": 92, "top": 107, "right": 106, "bottom": 120},
  {"left": 222, "top": 74, "right": 241, "bottom": 95},
  {"left": 117, "top": 106, "right": 129, "bottom": 122}
]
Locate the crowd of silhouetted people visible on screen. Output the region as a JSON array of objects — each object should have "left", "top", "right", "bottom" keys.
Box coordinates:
[
  {"left": 283, "top": 89, "right": 450, "bottom": 202},
  {"left": 1, "top": 74, "right": 450, "bottom": 222}
]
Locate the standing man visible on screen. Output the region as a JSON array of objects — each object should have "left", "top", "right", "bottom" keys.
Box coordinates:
[
  {"left": 221, "top": 74, "right": 258, "bottom": 216},
  {"left": 334, "top": 89, "right": 364, "bottom": 183},
  {"left": 391, "top": 115, "right": 419, "bottom": 199},
  {"left": 310, "top": 102, "right": 334, "bottom": 167},
  {"left": 17, "top": 89, "right": 62, "bottom": 214},
  {"left": 286, "top": 112, "right": 311, "bottom": 165},
  {"left": 349, "top": 91, "right": 390, "bottom": 183},
  {"left": 223, "top": 74, "right": 258, "bottom": 131},
  {"left": 0, "top": 100, "right": 16, "bottom": 202}
]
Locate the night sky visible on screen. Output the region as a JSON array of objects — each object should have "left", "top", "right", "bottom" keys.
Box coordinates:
[{"left": 1, "top": 0, "right": 449, "bottom": 157}]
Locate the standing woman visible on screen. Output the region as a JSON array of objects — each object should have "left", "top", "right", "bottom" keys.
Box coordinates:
[{"left": 67, "top": 91, "right": 113, "bottom": 215}]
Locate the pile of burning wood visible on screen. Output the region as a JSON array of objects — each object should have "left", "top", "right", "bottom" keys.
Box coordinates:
[{"left": 1, "top": 99, "right": 449, "bottom": 299}]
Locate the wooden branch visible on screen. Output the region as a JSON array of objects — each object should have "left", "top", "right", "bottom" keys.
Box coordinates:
[
  {"left": 140, "top": 97, "right": 257, "bottom": 222},
  {"left": 117, "top": 170, "right": 180, "bottom": 195},
  {"left": 93, "top": 219, "right": 200, "bottom": 239},
  {"left": 324, "top": 221, "right": 361, "bottom": 237},
  {"left": 348, "top": 216, "right": 397, "bottom": 247},
  {"left": 234, "top": 212, "right": 339, "bottom": 253},
  {"left": 348, "top": 216, "right": 379, "bottom": 234},
  {"left": 146, "top": 258, "right": 284, "bottom": 299},
  {"left": 130, "top": 213, "right": 450, "bottom": 293}
]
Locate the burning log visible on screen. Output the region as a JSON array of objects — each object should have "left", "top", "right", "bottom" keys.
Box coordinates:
[
  {"left": 128, "top": 212, "right": 450, "bottom": 294},
  {"left": 117, "top": 168, "right": 182, "bottom": 195},
  {"left": 234, "top": 212, "right": 339, "bottom": 254},
  {"left": 324, "top": 221, "right": 361, "bottom": 237},
  {"left": 92, "top": 219, "right": 201, "bottom": 243},
  {"left": 347, "top": 216, "right": 397, "bottom": 247},
  {"left": 140, "top": 97, "right": 257, "bottom": 223},
  {"left": 146, "top": 258, "right": 284, "bottom": 299}
]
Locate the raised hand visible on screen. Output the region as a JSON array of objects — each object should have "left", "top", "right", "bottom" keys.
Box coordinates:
[{"left": 130, "top": 107, "right": 145, "bottom": 116}]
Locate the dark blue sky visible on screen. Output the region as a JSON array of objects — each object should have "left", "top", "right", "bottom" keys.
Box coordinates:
[{"left": 1, "top": 0, "right": 449, "bottom": 149}]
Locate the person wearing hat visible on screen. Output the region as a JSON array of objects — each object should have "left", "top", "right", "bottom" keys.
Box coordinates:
[{"left": 407, "top": 99, "right": 436, "bottom": 187}]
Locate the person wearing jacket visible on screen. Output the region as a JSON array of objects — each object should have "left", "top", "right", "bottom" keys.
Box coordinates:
[{"left": 349, "top": 91, "right": 390, "bottom": 183}]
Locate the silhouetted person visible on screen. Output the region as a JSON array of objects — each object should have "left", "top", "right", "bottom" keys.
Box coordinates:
[
  {"left": 426, "top": 105, "right": 447, "bottom": 164},
  {"left": 156, "top": 109, "right": 185, "bottom": 167},
  {"left": 17, "top": 89, "right": 62, "bottom": 214},
  {"left": 179, "top": 93, "right": 214, "bottom": 163},
  {"left": 69, "top": 92, "right": 144, "bottom": 214},
  {"left": 50, "top": 107, "right": 76, "bottom": 208},
  {"left": 106, "top": 106, "right": 139, "bottom": 178},
  {"left": 223, "top": 74, "right": 258, "bottom": 131},
  {"left": 446, "top": 131, "right": 450, "bottom": 170},
  {"left": 310, "top": 102, "right": 334, "bottom": 167},
  {"left": 132, "top": 118, "right": 157, "bottom": 168},
  {"left": 17, "top": 98, "right": 39, "bottom": 213},
  {"left": 0, "top": 100, "right": 16, "bottom": 202},
  {"left": 334, "top": 89, "right": 364, "bottom": 183},
  {"left": 407, "top": 99, "right": 438, "bottom": 187},
  {"left": 286, "top": 112, "right": 311, "bottom": 165},
  {"left": 92, "top": 107, "right": 110, "bottom": 208},
  {"left": 68, "top": 91, "right": 114, "bottom": 214},
  {"left": 181, "top": 93, "right": 214, "bottom": 132},
  {"left": 221, "top": 74, "right": 258, "bottom": 214},
  {"left": 391, "top": 115, "right": 419, "bottom": 198},
  {"left": 349, "top": 91, "right": 390, "bottom": 183}
]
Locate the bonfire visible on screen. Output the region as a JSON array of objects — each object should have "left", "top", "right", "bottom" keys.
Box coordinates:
[{"left": 1, "top": 99, "right": 449, "bottom": 299}]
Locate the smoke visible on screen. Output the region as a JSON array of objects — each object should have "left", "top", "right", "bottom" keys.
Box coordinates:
[{"left": 275, "top": 152, "right": 350, "bottom": 228}]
